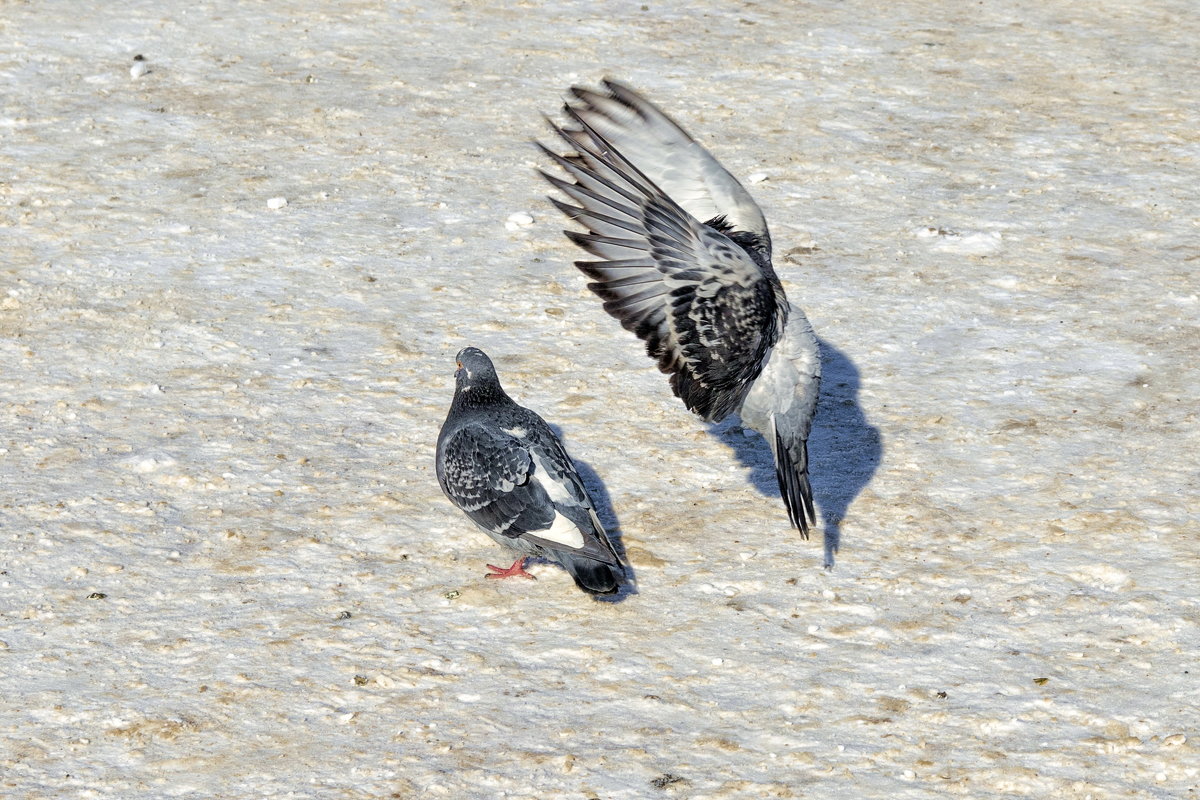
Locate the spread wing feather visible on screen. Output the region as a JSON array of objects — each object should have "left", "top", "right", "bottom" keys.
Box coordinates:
[
  {"left": 564, "top": 79, "right": 772, "bottom": 263},
  {"left": 540, "top": 97, "right": 786, "bottom": 422}
]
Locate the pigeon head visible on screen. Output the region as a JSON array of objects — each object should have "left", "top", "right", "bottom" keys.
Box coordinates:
[{"left": 453, "top": 346, "right": 505, "bottom": 401}]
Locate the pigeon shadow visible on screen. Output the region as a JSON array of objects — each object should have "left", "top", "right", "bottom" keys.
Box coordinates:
[
  {"left": 709, "top": 336, "right": 882, "bottom": 567},
  {"left": 548, "top": 423, "right": 638, "bottom": 602}
]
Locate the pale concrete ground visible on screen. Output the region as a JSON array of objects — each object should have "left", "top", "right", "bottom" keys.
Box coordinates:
[{"left": 1, "top": 1, "right": 1197, "bottom": 797}]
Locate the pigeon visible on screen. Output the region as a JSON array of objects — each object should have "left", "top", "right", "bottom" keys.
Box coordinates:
[
  {"left": 435, "top": 346, "right": 624, "bottom": 595},
  {"left": 539, "top": 79, "right": 822, "bottom": 536}
]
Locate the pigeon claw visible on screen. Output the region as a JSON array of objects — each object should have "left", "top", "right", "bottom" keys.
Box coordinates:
[{"left": 484, "top": 558, "right": 537, "bottom": 581}]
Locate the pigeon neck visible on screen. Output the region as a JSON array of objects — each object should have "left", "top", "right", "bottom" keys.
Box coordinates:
[{"left": 453, "top": 380, "right": 510, "bottom": 410}]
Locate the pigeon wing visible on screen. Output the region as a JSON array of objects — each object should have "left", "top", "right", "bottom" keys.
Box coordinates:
[
  {"left": 563, "top": 79, "right": 772, "bottom": 263},
  {"left": 541, "top": 108, "right": 786, "bottom": 422},
  {"left": 520, "top": 417, "right": 622, "bottom": 566},
  {"left": 438, "top": 422, "right": 554, "bottom": 538}
]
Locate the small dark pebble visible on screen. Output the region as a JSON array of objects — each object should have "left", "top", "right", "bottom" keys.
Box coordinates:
[
  {"left": 336, "top": 611, "right": 352, "bottom": 620},
  {"left": 354, "top": 675, "right": 368, "bottom": 686},
  {"left": 87, "top": 592, "right": 107, "bottom": 599},
  {"left": 651, "top": 774, "right": 687, "bottom": 790}
]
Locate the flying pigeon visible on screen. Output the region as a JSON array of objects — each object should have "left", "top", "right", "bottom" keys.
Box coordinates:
[
  {"left": 435, "top": 346, "right": 624, "bottom": 595},
  {"left": 539, "top": 79, "right": 822, "bottom": 536}
]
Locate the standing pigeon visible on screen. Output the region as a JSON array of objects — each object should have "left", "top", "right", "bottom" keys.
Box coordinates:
[
  {"left": 539, "top": 79, "right": 822, "bottom": 536},
  {"left": 435, "top": 346, "right": 624, "bottom": 595}
]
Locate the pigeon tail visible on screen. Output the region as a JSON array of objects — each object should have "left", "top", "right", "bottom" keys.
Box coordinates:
[
  {"left": 556, "top": 552, "right": 621, "bottom": 595},
  {"left": 774, "top": 422, "right": 816, "bottom": 539}
]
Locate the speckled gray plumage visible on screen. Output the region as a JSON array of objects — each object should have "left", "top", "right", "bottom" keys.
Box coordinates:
[
  {"left": 541, "top": 80, "right": 822, "bottom": 536},
  {"left": 435, "top": 347, "right": 623, "bottom": 594}
]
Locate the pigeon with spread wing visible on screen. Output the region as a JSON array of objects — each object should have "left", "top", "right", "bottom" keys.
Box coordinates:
[{"left": 539, "top": 80, "right": 822, "bottom": 536}]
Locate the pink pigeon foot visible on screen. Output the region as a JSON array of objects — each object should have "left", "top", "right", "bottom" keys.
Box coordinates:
[{"left": 484, "top": 558, "right": 537, "bottom": 581}]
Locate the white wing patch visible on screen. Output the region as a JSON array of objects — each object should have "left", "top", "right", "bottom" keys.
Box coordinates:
[
  {"left": 530, "top": 453, "right": 572, "bottom": 503},
  {"left": 538, "top": 511, "right": 586, "bottom": 550},
  {"left": 526, "top": 451, "right": 587, "bottom": 549},
  {"left": 501, "top": 426, "right": 528, "bottom": 438}
]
